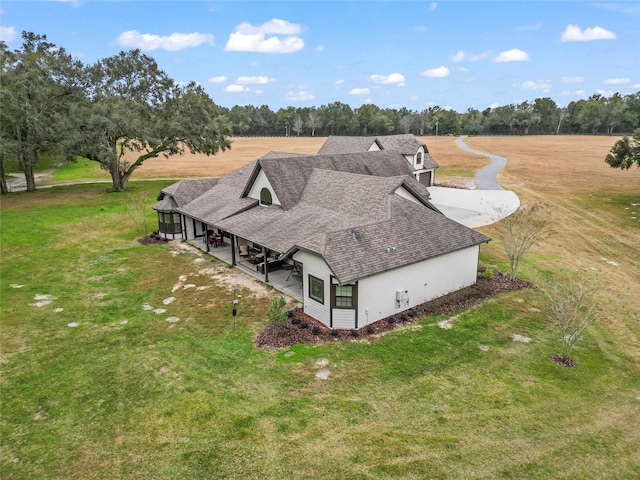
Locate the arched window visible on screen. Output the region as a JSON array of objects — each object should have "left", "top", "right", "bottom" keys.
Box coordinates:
[{"left": 260, "top": 187, "right": 272, "bottom": 206}]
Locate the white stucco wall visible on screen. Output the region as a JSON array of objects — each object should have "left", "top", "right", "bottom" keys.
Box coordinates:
[
  {"left": 357, "top": 245, "right": 480, "bottom": 326},
  {"left": 292, "top": 250, "right": 331, "bottom": 325},
  {"left": 246, "top": 169, "right": 281, "bottom": 206}
]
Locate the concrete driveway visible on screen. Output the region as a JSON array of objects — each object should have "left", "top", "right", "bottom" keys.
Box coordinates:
[{"left": 428, "top": 136, "right": 520, "bottom": 228}]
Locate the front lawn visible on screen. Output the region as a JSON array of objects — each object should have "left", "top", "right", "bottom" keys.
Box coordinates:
[{"left": 1, "top": 183, "right": 638, "bottom": 479}]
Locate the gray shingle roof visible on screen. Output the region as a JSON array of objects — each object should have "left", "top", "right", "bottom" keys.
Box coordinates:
[
  {"left": 176, "top": 161, "right": 258, "bottom": 225},
  {"left": 297, "top": 196, "right": 490, "bottom": 284},
  {"left": 317, "top": 136, "right": 380, "bottom": 154},
  {"left": 317, "top": 134, "right": 440, "bottom": 171},
  {"left": 246, "top": 150, "right": 419, "bottom": 210},
  {"left": 217, "top": 169, "right": 403, "bottom": 252},
  {"left": 155, "top": 178, "right": 219, "bottom": 208},
  {"left": 216, "top": 167, "right": 489, "bottom": 283}
]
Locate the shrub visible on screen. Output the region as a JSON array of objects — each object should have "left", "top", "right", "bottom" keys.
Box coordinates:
[{"left": 267, "top": 296, "right": 288, "bottom": 334}]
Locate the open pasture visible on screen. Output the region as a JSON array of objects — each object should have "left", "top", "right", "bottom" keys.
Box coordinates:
[{"left": 1, "top": 135, "right": 639, "bottom": 479}]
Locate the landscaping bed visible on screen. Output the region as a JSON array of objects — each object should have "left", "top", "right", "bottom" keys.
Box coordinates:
[{"left": 255, "top": 270, "right": 532, "bottom": 350}]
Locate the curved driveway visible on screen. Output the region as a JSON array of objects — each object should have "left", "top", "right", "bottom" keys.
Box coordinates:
[{"left": 428, "top": 136, "right": 520, "bottom": 228}]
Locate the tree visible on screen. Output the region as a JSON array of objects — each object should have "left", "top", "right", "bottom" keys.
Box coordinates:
[
  {"left": 292, "top": 115, "right": 304, "bottom": 136},
  {"left": 307, "top": 110, "right": 322, "bottom": 136},
  {"left": 543, "top": 280, "right": 597, "bottom": 366},
  {"left": 74, "top": 50, "right": 231, "bottom": 191},
  {"left": 533, "top": 97, "right": 559, "bottom": 134},
  {"left": 605, "top": 129, "right": 640, "bottom": 169},
  {"left": 266, "top": 296, "right": 288, "bottom": 335},
  {"left": 0, "top": 32, "right": 84, "bottom": 192},
  {"left": 494, "top": 204, "right": 550, "bottom": 280}
]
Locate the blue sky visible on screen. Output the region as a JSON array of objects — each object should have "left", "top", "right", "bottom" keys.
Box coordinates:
[{"left": 1, "top": 1, "right": 638, "bottom": 111}]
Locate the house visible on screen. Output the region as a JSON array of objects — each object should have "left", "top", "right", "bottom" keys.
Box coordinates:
[
  {"left": 318, "top": 134, "right": 439, "bottom": 186},
  {"left": 153, "top": 150, "right": 489, "bottom": 330}
]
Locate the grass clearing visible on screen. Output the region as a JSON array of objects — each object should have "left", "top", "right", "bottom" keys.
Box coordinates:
[{"left": 2, "top": 137, "right": 639, "bottom": 478}]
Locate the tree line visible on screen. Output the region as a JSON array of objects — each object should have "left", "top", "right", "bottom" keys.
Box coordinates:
[
  {"left": 227, "top": 94, "right": 639, "bottom": 139},
  {"left": 2, "top": 31, "right": 639, "bottom": 194}
]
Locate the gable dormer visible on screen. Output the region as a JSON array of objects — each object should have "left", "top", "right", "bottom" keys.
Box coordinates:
[{"left": 245, "top": 167, "right": 281, "bottom": 206}]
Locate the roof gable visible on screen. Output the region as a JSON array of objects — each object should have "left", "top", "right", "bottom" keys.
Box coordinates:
[{"left": 249, "top": 150, "right": 416, "bottom": 210}]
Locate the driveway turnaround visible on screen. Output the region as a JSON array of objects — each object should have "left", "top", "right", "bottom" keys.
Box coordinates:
[{"left": 429, "top": 136, "right": 520, "bottom": 228}]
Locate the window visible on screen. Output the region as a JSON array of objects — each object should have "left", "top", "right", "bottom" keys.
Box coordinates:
[
  {"left": 309, "top": 275, "right": 324, "bottom": 304},
  {"left": 416, "top": 152, "right": 423, "bottom": 165},
  {"left": 333, "top": 285, "right": 353, "bottom": 308},
  {"left": 260, "top": 187, "right": 272, "bottom": 206},
  {"left": 158, "top": 212, "right": 182, "bottom": 234}
]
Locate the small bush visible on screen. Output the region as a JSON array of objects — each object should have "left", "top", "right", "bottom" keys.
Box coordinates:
[
  {"left": 267, "top": 296, "right": 288, "bottom": 334},
  {"left": 291, "top": 317, "right": 301, "bottom": 325},
  {"left": 388, "top": 316, "right": 396, "bottom": 324},
  {"left": 311, "top": 326, "right": 320, "bottom": 335},
  {"left": 299, "top": 321, "right": 309, "bottom": 329}
]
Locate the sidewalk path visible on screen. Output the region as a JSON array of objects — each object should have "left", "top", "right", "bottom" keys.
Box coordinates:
[{"left": 429, "top": 136, "right": 520, "bottom": 228}]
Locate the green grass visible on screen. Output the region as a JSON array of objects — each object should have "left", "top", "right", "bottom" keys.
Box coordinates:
[
  {"left": 1, "top": 184, "right": 639, "bottom": 479},
  {"left": 51, "top": 157, "right": 110, "bottom": 183}
]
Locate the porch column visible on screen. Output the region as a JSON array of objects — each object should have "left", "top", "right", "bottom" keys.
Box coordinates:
[
  {"left": 231, "top": 234, "right": 236, "bottom": 265},
  {"left": 262, "top": 246, "right": 269, "bottom": 283}
]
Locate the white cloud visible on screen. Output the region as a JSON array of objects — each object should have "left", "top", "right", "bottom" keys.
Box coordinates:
[
  {"left": 420, "top": 66, "right": 450, "bottom": 78},
  {"left": 596, "top": 89, "right": 615, "bottom": 97},
  {"left": 0, "top": 26, "right": 17, "bottom": 42},
  {"left": 236, "top": 75, "right": 273, "bottom": 85},
  {"left": 316, "top": 45, "right": 325, "bottom": 53},
  {"left": 411, "top": 96, "right": 419, "bottom": 101},
  {"left": 371, "top": 73, "right": 406, "bottom": 86},
  {"left": 560, "top": 24, "right": 616, "bottom": 42},
  {"left": 604, "top": 78, "right": 630, "bottom": 85},
  {"left": 521, "top": 80, "right": 552, "bottom": 92},
  {"left": 225, "top": 84, "right": 249, "bottom": 93},
  {"left": 493, "top": 49, "right": 530, "bottom": 63},
  {"left": 488, "top": 102, "right": 501, "bottom": 109},
  {"left": 208, "top": 76, "right": 227, "bottom": 84},
  {"left": 575, "top": 90, "right": 586, "bottom": 97},
  {"left": 335, "top": 79, "right": 344, "bottom": 85},
  {"left": 286, "top": 90, "right": 315, "bottom": 101},
  {"left": 430, "top": 2, "right": 438, "bottom": 11},
  {"left": 349, "top": 88, "right": 371, "bottom": 95},
  {"left": 561, "top": 76, "right": 585, "bottom": 84},
  {"left": 225, "top": 19, "right": 305, "bottom": 53},
  {"left": 414, "top": 25, "right": 428, "bottom": 33},
  {"left": 116, "top": 30, "right": 214, "bottom": 51},
  {"left": 450, "top": 50, "right": 491, "bottom": 62}
]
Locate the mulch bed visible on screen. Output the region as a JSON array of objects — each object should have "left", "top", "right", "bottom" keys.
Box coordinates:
[
  {"left": 255, "top": 270, "right": 533, "bottom": 351},
  {"left": 138, "top": 232, "right": 170, "bottom": 245}
]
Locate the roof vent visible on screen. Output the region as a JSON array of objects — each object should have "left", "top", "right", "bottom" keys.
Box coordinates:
[
  {"left": 351, "top": 230, "right": 359, "bottom": 240},
  {"left": 385, "top": 247, "right": 396, "bottom": 254}
]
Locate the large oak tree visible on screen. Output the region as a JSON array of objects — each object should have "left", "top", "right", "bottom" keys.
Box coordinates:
[
  {"left": 75, "top": 50, "right": 231, "bottom": 192},
  {"left": 0, "top": 32, "right": 84, "bottom": 193}
]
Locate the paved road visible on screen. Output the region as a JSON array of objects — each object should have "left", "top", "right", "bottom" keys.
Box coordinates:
[{"left": 428, "top": 136, "right": 520, "bottom": 228}]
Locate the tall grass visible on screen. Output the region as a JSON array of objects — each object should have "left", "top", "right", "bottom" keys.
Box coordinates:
[{"left": 1, "top": 183, "right": 639, "bottom": 479}]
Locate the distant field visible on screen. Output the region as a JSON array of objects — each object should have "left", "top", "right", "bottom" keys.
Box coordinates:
[{"left": 2, "top": 135, "right": 639, "bottom": 478}]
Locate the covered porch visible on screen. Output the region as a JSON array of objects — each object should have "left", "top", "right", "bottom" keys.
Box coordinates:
[{"left": 190, "top": 232, "right": 304, "bottom": 302}]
